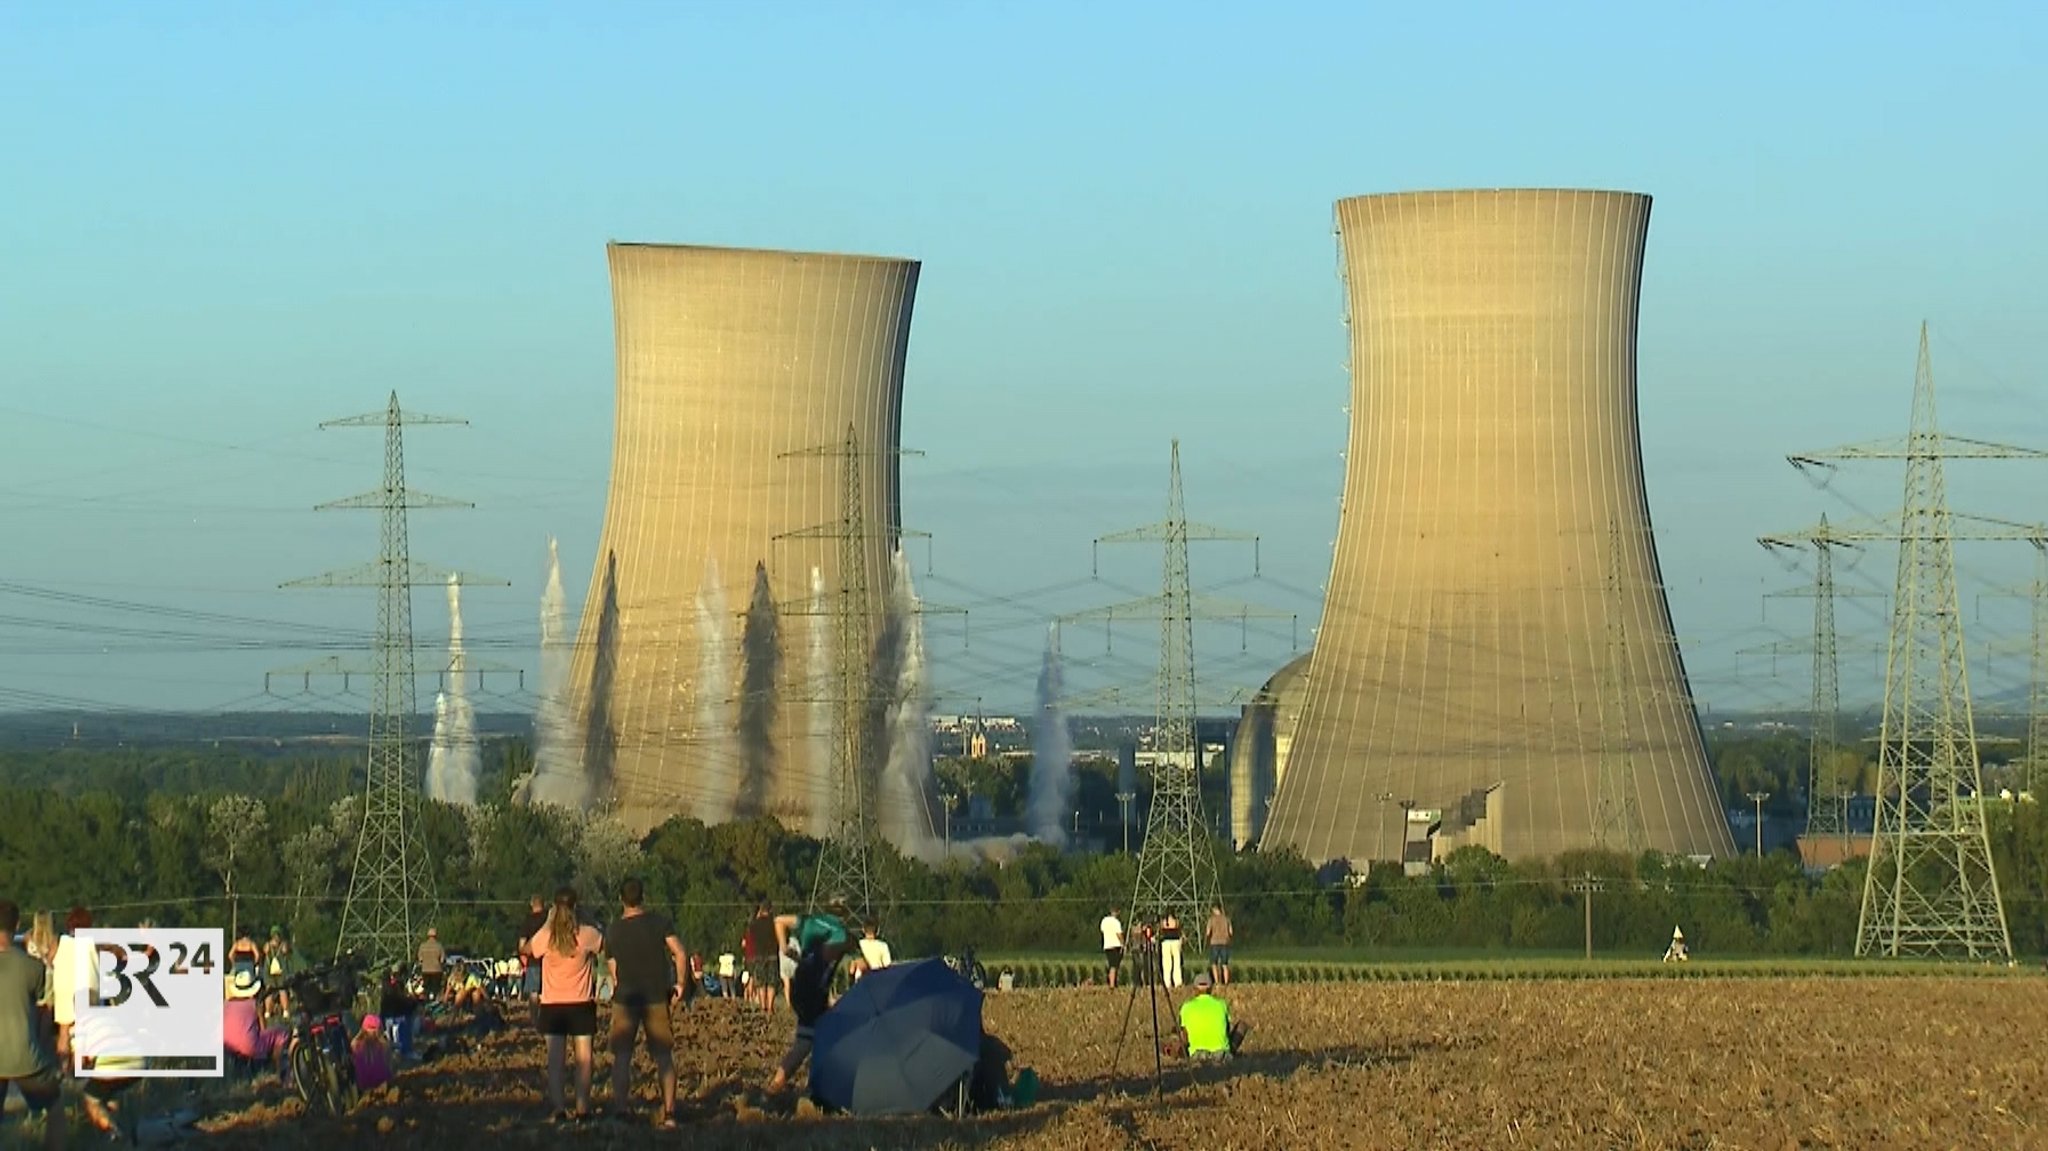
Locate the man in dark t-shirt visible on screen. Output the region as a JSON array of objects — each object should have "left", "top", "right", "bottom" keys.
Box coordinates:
[
  {"left": 606, "top": 878, "right": 687, "bottom": 1128},
  {"left": 516, "top": 895, "right": 546, "bottom": 1001},
  {"left": 743, "top": 905, "right": 779, "bottom": 1014},
  {"left": 0, "top": 900, "right": 63, "bottom": 1136}
]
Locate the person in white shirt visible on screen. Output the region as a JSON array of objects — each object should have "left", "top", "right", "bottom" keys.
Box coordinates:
[
  {"left": 1100, "top": 908, "right": 1125, "bottom": 990},
  {"left": 855, "top": 924, "right": 893, "bottom": 979}
]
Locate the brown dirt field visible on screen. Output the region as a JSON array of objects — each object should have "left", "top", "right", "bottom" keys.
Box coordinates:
[{"left": 181, "top": 978, "right": 2047, "bottom": 1149}]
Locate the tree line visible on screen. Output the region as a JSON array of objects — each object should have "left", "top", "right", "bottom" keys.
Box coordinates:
[{"left": 5, "top": 740, "right": 2048, "bottom": 962}]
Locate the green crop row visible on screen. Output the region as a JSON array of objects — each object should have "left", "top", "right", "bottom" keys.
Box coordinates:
[{"left": 972, "top": 955, "right": 2023, "bottom": 988}]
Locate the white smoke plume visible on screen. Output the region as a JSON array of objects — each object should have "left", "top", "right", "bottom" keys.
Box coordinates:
[
  {"left": 426, "top": 575, "right": 480, "bottom": 806},
  {"left": 426, "top": 690, "right": 453, "bottom": 801},
  {"left": 1027, "top": 622, "right": 1075, "bottom": 847},
  {"left": 527, "top": 537, "right": 586, "bottom": 809},
  {"left": 878, "top": 548, "right": 940, "bottom": 861},
  {"left": 693, "top": 559, "right": 740, "bottom": 824},
  {"left": 806, "top": 566, "right": 835, "bottom": 837}
]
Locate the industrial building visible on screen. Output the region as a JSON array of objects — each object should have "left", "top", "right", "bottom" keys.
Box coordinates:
[
  {"left": 1261, "top": 189, "right": 1736, "bottom": 865},
  {"left": 567, "top": 242, "right": 920, "bottom": 836}
]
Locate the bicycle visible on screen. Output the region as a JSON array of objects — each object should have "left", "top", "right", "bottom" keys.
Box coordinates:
[
  {"left": 264, "top": 952, "right": 370, "bottom": 1117},
  {"left": 943, "top": 946, "right": 989, "bottom": 991}
]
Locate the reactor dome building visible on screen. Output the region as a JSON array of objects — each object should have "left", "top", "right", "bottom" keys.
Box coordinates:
[
  {"left": 1260, "top": 189, "right": 1735, "bottom": 866},
  {"left": 566, "top": 242, "right": 919, "bottom": 836}
]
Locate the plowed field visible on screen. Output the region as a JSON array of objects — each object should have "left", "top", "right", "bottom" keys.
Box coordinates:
[{"left": 182, "top": 978, "right": 2044, "bottom": 1149}]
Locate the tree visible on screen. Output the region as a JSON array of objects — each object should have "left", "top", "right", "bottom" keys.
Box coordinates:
[{"left": 203, "top": 795, "right": 268, "bottom": 941}]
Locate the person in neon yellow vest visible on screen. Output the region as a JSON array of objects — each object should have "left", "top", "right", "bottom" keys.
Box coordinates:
[{"left": 1176, "top": 972, "right": 1246, "bottom": 1059}]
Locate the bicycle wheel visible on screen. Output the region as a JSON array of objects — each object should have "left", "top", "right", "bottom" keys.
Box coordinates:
[
  {"left": 321, "top": 1055, "right": 354, "bottom": 1115},
  {"left": 289, "top": 1041, "right": 321, "bottom": 1110}
]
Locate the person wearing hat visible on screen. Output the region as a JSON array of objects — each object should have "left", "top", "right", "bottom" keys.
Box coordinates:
[
  {"left": 222, "top": 967, "right": 287, "bottom": 1077},
  {"left": 1176, "top": 971, "right": 1246, "bottom": 1060},
  {"left": 351, "top": 1015, "right": 393, "bottom": 1092},
  {"left": 417, "top": 927, "right": 447, "bottom": 1003}
]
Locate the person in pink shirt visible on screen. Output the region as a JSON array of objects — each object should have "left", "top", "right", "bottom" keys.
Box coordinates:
[
  {"left": 221, "top": 968, "right": 287, "bottom": 1077},
  {"left": 528, "top": 885, "right": 604, "bottom": 1122}
]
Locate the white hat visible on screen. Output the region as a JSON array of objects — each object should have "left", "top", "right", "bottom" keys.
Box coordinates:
[{"left": 226, "top": 968, "right": 263, "bottom": 1000}]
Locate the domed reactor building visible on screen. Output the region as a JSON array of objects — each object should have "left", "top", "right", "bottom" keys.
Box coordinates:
[
  {"left": 1261, "top": 190, "right": 1734, "bottom": 866},
  {"left": 566, "top": 242, "right": 919, "bottom": 836}
]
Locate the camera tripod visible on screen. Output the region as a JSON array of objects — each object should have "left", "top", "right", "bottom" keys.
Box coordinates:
[{"left": 1107, "top": 937, "right": 1172, "bottom": 1093}]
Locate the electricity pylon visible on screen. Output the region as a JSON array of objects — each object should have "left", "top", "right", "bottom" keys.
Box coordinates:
[
  {"left": 1757, "top": 515, "right": 1885, "bottom": 838},
  {"left": 775, "top": 424, "right": 930, "bottom": 927},
  {"left": 1976, "top": 540, "right": 2048, "bottom": 796},
  {"left": 1789, "top": 323, "right": 2048, "bottom": 959},
  {"left": 1594, "top": 522, "right": 1646, "bottom": 853},
  {"left": 1062, "top": 441, "right": 1291, "bottom": 927},
  {"left": 282, "top": 393, "right": 505, "bottom": 963}
]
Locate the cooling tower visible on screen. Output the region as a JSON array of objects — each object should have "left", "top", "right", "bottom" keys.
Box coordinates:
[
  {"left": 1229, "top": 652, "right": 1311, "bottom": 851},
  {"left": 568, "top": 242, "right": 918, "bottom": 836},
  {"left": 1261, "top": 190, "right": 1735, "bottom": 865}
]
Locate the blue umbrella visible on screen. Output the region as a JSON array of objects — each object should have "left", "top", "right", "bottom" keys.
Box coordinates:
[{"left": 811, "top": 958, "right": 984, "bottom": 1115}]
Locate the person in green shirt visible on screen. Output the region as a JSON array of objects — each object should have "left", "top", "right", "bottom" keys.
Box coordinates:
[
  {"left": 765, "top": 901, "right": 854, "bottom": 1093},
  {"left": 1177, "top": 972, "right": 1246, "bottom": 1060}
]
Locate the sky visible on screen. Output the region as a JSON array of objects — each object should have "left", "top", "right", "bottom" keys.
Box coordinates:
[{"left": 2, "top": 1, "right": 2046, "bottom": 721}]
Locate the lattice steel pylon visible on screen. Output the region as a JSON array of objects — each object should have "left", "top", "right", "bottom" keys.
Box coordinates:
[
  {"left": 1595, "top": 522, "right": 1646, "bottom": 853},
  {"left": 1109, "top": 442, "right": 1224, "bottom": 925},
  {"left": 1978, "top": 540, "right": 2048, "bottom": 797},
  {"left": 776, "top": 425, "right": 899, "bottom": 927},
  {"left": 1790, "top": 324, "right": 2045, "bottom": 959},
  {"left": 283, "top": 392, "right": 501, "bottom": 963},
  {"left": 1756, "top": 515, "right": 1878, "bottom": 839}
]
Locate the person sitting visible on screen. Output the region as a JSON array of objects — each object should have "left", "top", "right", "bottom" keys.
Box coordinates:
[
  {"left": 445, "top": 967, "right": 488, "bottom": 1012},
  {"left": 1177, "top": 972, "right": 1245, "bottom": 1060},
  {"left": 351, "top": 1015, "right": 393, "bottom": 1092},
  {"left": 377, "top": 967, "right": 420, "bottom": 1061},
  {"left": 856, "top": 924, "right": 893, "bottom": 979},
  {"left": 222, "top": 968, "right": 288, "bottom": 1078}
]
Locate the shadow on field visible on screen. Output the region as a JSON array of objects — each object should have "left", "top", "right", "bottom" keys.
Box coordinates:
[{"left": 1054, "top": 1035, "right": 1448, "bottom": 1104}]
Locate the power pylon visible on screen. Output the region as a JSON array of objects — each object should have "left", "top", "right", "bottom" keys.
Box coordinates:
[
  {"left": 1594, "top": 521, "right": 1646, "bottom": 853},
  {"left": 775, "top": 424, "right": 931, "bottom": 927},
  {"left": 1757, "top": 515, "right": 1884, "bottom": 838},
  {"left": 1064, "top": 441, "right": 1290, "bottom": 926},
  {"left": 1789, "top": 323, "right": 2048, "bottom": 959},
  {"left": 282, "top": 393, "right": 504, "bottom": 963},
  {"left": 1976, "top": 540, "right": 2048, "bottom": 796}
]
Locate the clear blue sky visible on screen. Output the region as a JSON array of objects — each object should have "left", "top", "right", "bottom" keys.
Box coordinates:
[{"left": 2, "top": 1, "right": 2046, "bottom": 719}]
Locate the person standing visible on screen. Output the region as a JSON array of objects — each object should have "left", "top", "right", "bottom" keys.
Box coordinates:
[
  {"left": 743, "top": 905, "right": 778, "bottom": 1014},
  {"left": 417, "top": 927, "right": 447, "bottom": 1003},
  {"left": 764, "top": 901, "right": 853, "bottom": 1094},
  {"left": 0, "top": 901, "right": 64, "bottom": 1149},
  {"left": 1205, "top": 903, "right": 1234, "bottom": 986},
  {"left": 604, "top": 878, "right": 687, "bottom": 1130},
  {"left": 1099, "top": 907, "right": 1124, "bottom": 990},
  {"left": 529, "top": 887, "right": 604, "bottom": 1122},
  {"left": 1157, "top": 912, "right": 1184, "bottom": 990}
]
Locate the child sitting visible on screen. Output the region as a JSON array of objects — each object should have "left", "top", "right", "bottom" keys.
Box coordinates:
[{"left": 352, "top": 1014, "right": 394, "bottom": 1092}]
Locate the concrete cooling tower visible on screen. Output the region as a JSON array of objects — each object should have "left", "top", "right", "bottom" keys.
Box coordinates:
[
  {"left": 1229, "top": 651, "right": 1311, "bottom": 851},
  {"left": 1261, "top": 189, "right": 1735, "bottom": 866},
  {"left": 568, "top": 242, "right": 918, "bottom": 836}
]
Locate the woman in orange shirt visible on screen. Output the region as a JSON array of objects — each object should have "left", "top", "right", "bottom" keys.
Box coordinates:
[{"left": 527, "top": 886, "right": 605, "bottom": 1122}]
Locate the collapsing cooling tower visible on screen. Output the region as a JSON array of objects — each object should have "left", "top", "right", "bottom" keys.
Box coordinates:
[
  {"left": 1261, "top": 190, "right": 1735, "bottom": 865},
  {"left": 567, "top": 243, "right": 918, "bottom": 835}
]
